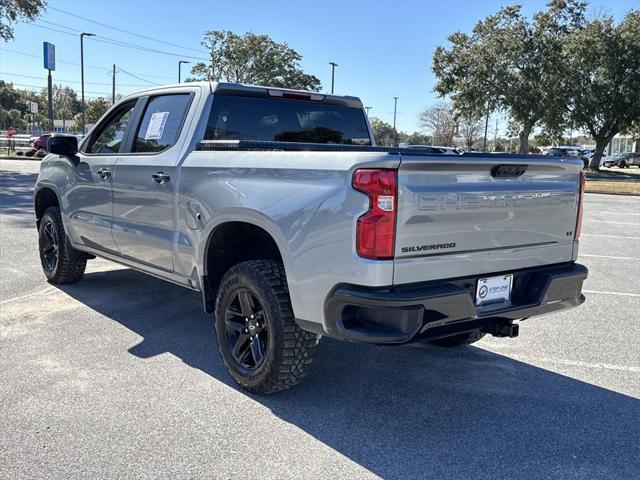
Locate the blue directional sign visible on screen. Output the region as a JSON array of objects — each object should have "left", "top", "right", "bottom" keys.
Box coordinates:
[{"left": 43, "top": 42, "right": 56, "bottom": 71}]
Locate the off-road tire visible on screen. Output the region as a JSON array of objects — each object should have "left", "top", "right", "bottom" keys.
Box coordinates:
[
  {"left": 429, "top": 330, "right": 486, "bottom": 347},
  {"left": 214, "top": 259, "right": 318, "bottom": 394},
  {"left": 38, "top": 207, "right": 86, "bottom": 284}
]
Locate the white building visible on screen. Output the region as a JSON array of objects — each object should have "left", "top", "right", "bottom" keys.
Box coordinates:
[{"left": 608, "top": 133, "right": 639, "bottom": 155}]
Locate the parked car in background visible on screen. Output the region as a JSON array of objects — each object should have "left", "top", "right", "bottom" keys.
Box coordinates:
[
  {"left": 33, "top": 133, "right": 53, "bottom": 151},
  {"left": 580, "top": 149, "right": 610, "bottom": 168},
  {"left": 602, "top": 152, "right": 640, "bottom": 168},
  {"left": 546, "top": 146, "right": 589, "bottom": 157},
  {"left": 407, "top": 145, "right": 464, "bottom": 155}
]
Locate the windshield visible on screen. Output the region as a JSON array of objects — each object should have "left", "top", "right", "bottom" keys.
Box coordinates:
[{"left": 204, "top": 95, "right": 371, "bottom": 145}]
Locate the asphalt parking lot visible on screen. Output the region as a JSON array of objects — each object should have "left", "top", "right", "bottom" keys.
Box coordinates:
[{"left": 1, "top": 159, "right": 639, "bottom": 479}]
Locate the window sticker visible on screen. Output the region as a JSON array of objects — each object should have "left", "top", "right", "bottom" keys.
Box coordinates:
[{"left": 145, "top": 111, "right": 169, "bottom": 140}]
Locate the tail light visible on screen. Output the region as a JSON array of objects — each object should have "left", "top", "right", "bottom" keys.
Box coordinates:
[
  {"left": 352, "top": 169, "right": 397, "bottom": 259},
  {"left": 575, "top": 170, "right": 586, "bottom": 239}
]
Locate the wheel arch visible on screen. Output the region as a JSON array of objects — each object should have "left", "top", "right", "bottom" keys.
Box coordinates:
[
  {"left": 34, "top": 186, "right": 61, "bottom": 226},
  {"left": 200, "top": 217, "right": 291, "bottom": 313}
]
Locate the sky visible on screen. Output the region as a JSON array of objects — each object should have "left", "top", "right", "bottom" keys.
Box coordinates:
[{"left": 0, "top": 0, "right": 636, "bottom": 133}]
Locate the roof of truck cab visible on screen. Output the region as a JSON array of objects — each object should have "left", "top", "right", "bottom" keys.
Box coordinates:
[
  {"left": 211, "top": 82, "right": 363, "bottom": 106},
  {"left": 118, "top": 81, "right": 362, "bottom": 107}
]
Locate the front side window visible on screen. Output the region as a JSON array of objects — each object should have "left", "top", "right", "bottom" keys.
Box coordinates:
[
  {"left": 204, "top": 95, "right": 371, "bottom": 145},
  {"left": 89, "top": 102, "right": 136, "bottom": 154},
  {"left": 133, "top": 94, "right": 191, "bottom": 153}
]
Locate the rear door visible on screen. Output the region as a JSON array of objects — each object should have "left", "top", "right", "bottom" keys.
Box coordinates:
[
  {"left": 111, "top": 92, "right": 193, "bottom": 271},
  {"left": 393, "top": 155, "right": 581, "bottom": 284}
]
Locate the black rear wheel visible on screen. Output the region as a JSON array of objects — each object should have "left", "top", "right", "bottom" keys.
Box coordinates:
[
  {"left": 38, "top": 207, "right": 86, "bottom": 284},
  {"left": 214, "top": 260, "right": 318, "bottom": 394}
]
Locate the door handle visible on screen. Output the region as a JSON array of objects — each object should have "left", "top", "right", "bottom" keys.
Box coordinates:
[
  {"left": 97, "top": 168, "right": 111, "bottom": 178},
  {"left": 152, "top": 172, "right": 170, "bottom": 184}
]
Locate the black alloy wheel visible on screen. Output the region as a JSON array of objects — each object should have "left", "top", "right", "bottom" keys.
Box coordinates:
[
  {"left": 41, "top": 219, "right": 59, "bottom": 273},
  {"left": 224, "top": 288, "right": 269, "bottom": 370}
]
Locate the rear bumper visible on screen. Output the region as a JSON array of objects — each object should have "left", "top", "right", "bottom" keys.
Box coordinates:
[{"left": 324, "top": 262, "right": 588, "bottom": 344}]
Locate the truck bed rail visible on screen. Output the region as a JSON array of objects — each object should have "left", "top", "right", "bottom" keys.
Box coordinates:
[{"left": 196, "top": 140, "right": 554, "bottom": 160}]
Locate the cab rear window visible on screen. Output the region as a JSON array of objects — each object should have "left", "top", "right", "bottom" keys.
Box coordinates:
[{"left": 204, "top": 95, "right": 371, "bottom": 145}]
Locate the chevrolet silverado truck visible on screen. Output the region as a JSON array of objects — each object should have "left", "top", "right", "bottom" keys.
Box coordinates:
[{"left": 34, "top": 82, "right": 588, "bottom": 393}]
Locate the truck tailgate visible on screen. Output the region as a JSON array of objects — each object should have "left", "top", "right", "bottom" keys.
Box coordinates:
[{"left": 393, "top": 155, "right": 581, "bottom": 284}]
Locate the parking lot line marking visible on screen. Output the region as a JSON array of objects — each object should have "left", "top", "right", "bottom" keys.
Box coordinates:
[
  {"left": 579, "top": 254, "right": 640, "bottom": 260},
  {"left": 0, "top": 287, "right": 56, "bottom": 306},
  {"left": 581, "top": 234, "right": 640, "bottom": 240},
  {"left": 583, "top": 289, "right": 640, "bottom": 297},
  {"left": 586, "top": 211, "right": 640, "bottom": 216},
  {"left": 587, "top": 220, "right": 640, "bottom": 226},
  {"left": 495, "top": 354, "right": 640, "bottom": 373}
]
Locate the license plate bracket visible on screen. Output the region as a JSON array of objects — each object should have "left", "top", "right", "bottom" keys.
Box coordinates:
[{"left": 475, "top": 274, "right": 513, "bottom": 306}]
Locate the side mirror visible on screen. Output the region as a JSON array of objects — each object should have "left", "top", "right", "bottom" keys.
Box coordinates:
[{"left": 47, "top": 135, "right": 78, "bottom": 157}]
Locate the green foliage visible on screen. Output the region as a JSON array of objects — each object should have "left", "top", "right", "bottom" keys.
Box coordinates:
[
  {"left": 52, "top": 84, "right": 81, "bottom": 127},
  {"left": 564, "top": 10, "right": 640, "bottom": 168},
  {"left": 190, "top": 30, "right": 321, "bottom": 91},
  {"left": 369, "top": 117, "right": 400, "bottom": 146},
  {"left": 433, "top": 0, "right": 587, "bottom": 153},
  {"left": 402, "top": 131, "right": 432, "bottom": 146},
  {"left": 84, "top": 98, "right": 111, "bottom": 125},
  {"left": 0, "top": 0, "right": 46, "bottom": 41}
]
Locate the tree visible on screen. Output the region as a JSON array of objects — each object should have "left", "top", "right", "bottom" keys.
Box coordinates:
[
  {"left": 458, "top": 116, "right": 483, "bottom": 151},
  {"left": 369, "top": 117, "right": 400, "bottom": 146},
  {"left": 1, "top": 0, "right": 46, "bottom": 41},
  {"left": 432, "top": 0, "right": 587, "bottom": 153},
  {"left": 403, "top": 131, "right": 432, "bottom": 146},
  {"left": 84, "top": 98, "right": 111, "bottom": 125},
  {"left": 418, "top": 102, "right": 457, "bottom": 146},
  {"left": 52, "top": 85, "right": 81, "bottom": 130},
  {"left": 189, "top": 30, "right": 321, "bottom": 91},
  {"left": 624, "top": 121, "right": 640, "bottom": 145},
  {"left": 565, "top": 10, "right": 640, "bottom": 169}
]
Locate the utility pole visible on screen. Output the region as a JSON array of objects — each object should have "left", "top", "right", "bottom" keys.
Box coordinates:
[
  {"left": 493, "top": 116, "right": 498, "bottom": 152},
  {"left": 365, "top": 106, "right": 372, "bottom": 116},
  {"left": 112, "top": 64, "right": 116, "bottom": 104},
  {"left": 178, "top": 60, "right": 190, "bottom": 83},
  {"left": 47, "top": 69, "right": 53, "bottom": 130},
  {"left": 482, "top": 106, "right": 489, "bottom": 152},
  {"left": 80, "top": 32, "right": 95, "bottom": 134},
  {"left": 393, "top": 97, "right": 398, "bottom": 131},
  {"left": 329, "top": 62, "right": 338, "bottom": 94}
]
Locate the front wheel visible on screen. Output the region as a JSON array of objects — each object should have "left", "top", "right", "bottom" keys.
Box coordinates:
[
  {"left": 214, "top": 260, "right": 318, "bottom": 394},
  {"left": 38, "top": 207, "right": 86, "bottom": 284}
]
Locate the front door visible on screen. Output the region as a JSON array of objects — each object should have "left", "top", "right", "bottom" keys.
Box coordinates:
[
  {"left": 111, "top": 93, "right": 193, "bottom": 271},
  {"left": 65, "top": 100, "right": 139, "bottom": 254}
]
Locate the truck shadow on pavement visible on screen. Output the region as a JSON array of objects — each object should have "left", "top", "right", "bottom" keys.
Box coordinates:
[{"left": 58, "top": 267, "right": 640, "bottom": 480}]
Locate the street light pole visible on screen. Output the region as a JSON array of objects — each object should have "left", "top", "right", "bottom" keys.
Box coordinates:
[
  {"left": 365, "top": 106, "right": 372, "bottom": 116},
  {"left": 393, "top": 97, "right": 398, "bottom": 131},
  {"left": 329, "top": 62, "right": 338, "bottom": 94},
  {"left": 178, "top": 60, "right": 190, "bottom": 83},
  {"left": 80, "top": 32, "right": 95, "bottom": 134},
  {"left": 112, "top": 64, "right": 116, "bottom": 104}
]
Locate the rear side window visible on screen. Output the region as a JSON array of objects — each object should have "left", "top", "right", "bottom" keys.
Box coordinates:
[
  {"left": 133, "top": 94, "right": 191, "bottom": 153},
  {"left": 204, "top": 95, "right": 371, "bottom": 145}
]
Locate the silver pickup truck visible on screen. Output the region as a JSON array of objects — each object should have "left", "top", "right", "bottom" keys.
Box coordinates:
[{"left": 35, "top": 82, "right": 588, "bottom": 393}]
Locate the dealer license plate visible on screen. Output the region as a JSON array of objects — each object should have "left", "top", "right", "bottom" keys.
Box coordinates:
[{"left": 475, "top": 274, "right": 513, "bottom": 306}]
